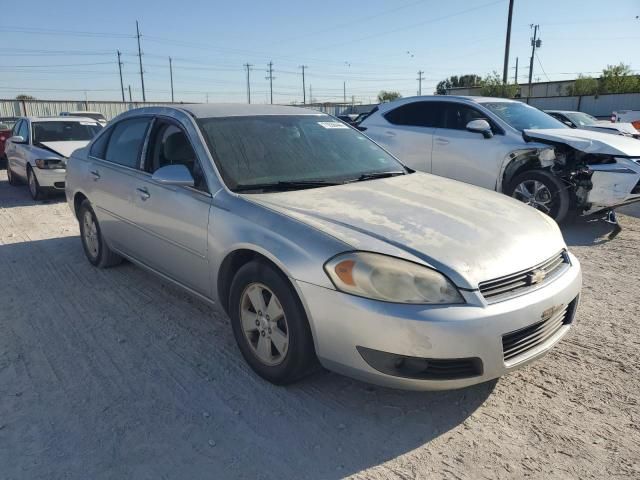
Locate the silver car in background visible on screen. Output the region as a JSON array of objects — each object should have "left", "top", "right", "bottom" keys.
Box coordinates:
[{"left": 65, "top": 105, "right": 582, "bottom": 390}]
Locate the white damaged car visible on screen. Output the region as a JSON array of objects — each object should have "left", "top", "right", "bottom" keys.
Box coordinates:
[
  {"left": 360, "top": 96, "right": 640, "bottom": 222},
  {"left": 5, "top": 116, "right": 102, "bottom": 200}
]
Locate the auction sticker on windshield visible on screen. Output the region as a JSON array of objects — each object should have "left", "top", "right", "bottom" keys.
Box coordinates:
[{"left": 318, "top": 121, "right": 349, "bottom": 129}]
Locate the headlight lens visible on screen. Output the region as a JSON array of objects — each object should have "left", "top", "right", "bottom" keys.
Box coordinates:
[
  {"left": 35, "top": 158, "right": 65, "bottom": 169},
  {"left": 324, "top": 252, "right": 464, "bottom": 304}
]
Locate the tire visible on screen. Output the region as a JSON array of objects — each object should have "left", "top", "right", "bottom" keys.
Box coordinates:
[
  {"left": 6, "top": 161, "right": 20, "bottom": 186},
  {"left": 229, "top": 260, "right": 317, "bottom": 385},
  {"left": 506, "top": 169, "right": 570, "bottom": 223},
  {"left": 27, "top": 166, "right": 47, "bottom": 201},
  {"left": 78, "top": 199, "right": 122, "bottom": 268}
]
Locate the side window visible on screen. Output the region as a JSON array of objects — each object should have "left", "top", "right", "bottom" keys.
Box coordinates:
[
  {"left": 384, "top": 102, "right": 443, "bottom": 128},
  {"left": 104, "top": 117, "right": 152, "bottom": 169},
  {"left": 12, "top": 120, "right": 22, "bottom": 136},
  {"left": 90, "top": 127, "right": 112, "bottom": 159},
  {"left": 443, "top": 103, "right": 490, "bottom": 131},
  {"left": 145, "top": 121, "right": 207, "bottom": 192},
  {"left": 18, "top": 121, "right": 30, "bottom": 141}
]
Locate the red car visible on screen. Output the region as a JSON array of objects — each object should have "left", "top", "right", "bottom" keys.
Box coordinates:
[{"left": 0, "top": 117, "right": 18, "bottom": 167}]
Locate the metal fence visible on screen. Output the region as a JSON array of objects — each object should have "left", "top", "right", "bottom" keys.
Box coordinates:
[{"left": 522, "top": 93, "right": 640, "bottom": 117}]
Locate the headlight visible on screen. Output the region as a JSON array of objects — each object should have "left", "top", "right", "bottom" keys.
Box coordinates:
[
  {"left": 324, "top": 252, "right": 464, "bottom": 304},
  {"left": 35, "top": 158, "right": 65, "bottom": 169}
]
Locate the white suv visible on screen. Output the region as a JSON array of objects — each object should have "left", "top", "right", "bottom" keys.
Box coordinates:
[{"left": 359, "top": 96, "right": 640, "bottom": 222}]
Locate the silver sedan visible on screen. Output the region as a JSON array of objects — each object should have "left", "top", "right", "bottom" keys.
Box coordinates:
[{"left": 65, "top": 104, "right": 582, "bottom": 390}]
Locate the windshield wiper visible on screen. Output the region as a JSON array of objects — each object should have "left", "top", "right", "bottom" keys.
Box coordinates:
[
  {"left": 351, "top": 171, "right": 406, "bottom": 183},
  {"left": 234, "top": 180, "right": 342, "bottom": 192}
]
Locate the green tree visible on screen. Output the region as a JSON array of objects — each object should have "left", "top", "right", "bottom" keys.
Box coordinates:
[
  {"left": 15, "top": 94, "right": 36, "bottom": 100},
  {"left": 567, "top": 75, "right": 599, "bottom": 96},
  {"left": 436, "top": 74, "right": 482, "bottom": 95},
  {"left": 479, "top": 72, "right": 519, "bottom": 98},
  {"left": 377, "top": 90, "right": 402, "bottom": 103},
  {"left": 599, "top": 63, "right": 640, "bottom": 94}
]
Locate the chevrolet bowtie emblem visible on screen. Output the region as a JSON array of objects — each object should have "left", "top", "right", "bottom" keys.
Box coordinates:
[{"left": 527, "top": 269, "right": 546, "bottom": 285}]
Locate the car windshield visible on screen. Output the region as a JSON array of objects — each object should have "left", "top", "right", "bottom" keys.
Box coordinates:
[
  {"left": 32, "top": 121, "right": 102, "bottom": 143},
  {"left": 197, "top": 115, "right": 406, "bottom": 191},
  {"left": 481, "top": 102, "right": 567, "bottom": 131},
  {"left": 564, "top": 111, "right": 598, "bottom": 126}
]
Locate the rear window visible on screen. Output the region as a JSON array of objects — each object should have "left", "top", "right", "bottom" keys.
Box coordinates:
[{"left": 32, "top": 121, "right": 102, "bottom": 143}]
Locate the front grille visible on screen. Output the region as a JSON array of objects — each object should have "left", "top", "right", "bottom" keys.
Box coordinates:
[
  {"left": 479, "top": 251, "right": 569, "bottom": 303},
  {"left": 357, "top": 346, "right": 483, "bottom": 380},
  {"left": 502, "top": 296, "right": 578, "bottom": 365}
]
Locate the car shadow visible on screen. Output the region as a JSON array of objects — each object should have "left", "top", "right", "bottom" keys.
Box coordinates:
[
  {"left": 560, "top": 215, "right": 621, "bottom": 246},
  {"left": 0, "top": 179, "right": 66, "bottom": 207},
  {"left": 0, "top": 236, "right": 496, "bottom": 479}
]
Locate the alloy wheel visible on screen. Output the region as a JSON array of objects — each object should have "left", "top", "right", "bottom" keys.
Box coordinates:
[
  {"left": 28, "top": 170, "right": 37, "bottom": 198},
  {"left": 239, "top": 282, "right": 289, "bottom": 366},
  {"left": 82, "top": 210, "right": 100, "bottom": 259},
  {"left": 512, "top": 180, "right": 553, "bottom": 214}
]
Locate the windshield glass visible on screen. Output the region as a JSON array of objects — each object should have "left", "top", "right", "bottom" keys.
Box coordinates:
[
  {"left": 32, "top": 121, "right": 102, "bottom": 143},
  {"left": 564, "top": 111, "right": 598, "bottom": 126},
  {"left": 481, "top": 102, "right": 567, "bottom": 131},
  {"left": 197, "top": 115, "right": 405, "bottom": 191}
]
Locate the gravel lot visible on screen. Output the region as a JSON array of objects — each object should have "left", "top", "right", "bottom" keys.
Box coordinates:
[{"left": 1, "top": 169, "right": 639, "bottom": 480}]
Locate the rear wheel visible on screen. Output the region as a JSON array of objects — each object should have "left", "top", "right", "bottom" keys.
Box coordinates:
[
  {"left": 27, "top": 167, "right": 46, "bottom": 200},
  {"left": 507, "top": 170, "right": 569, "bottom": 223},
  {"left": 229, "top": 260, "right": 317, "bottom": 385},
  {"left": 78, "top": 199, "right": 122, "bottom": 268}
]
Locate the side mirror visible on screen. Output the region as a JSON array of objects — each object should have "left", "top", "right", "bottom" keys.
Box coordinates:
[
  {"left": 9, "top": 135, "right": 26, "bottom": 144},
  {"left": 466, "top": 119, "right": 493, "bottom": 138},
  {"left": 151, "top": 164, "right": 195, "bottom": 187}
]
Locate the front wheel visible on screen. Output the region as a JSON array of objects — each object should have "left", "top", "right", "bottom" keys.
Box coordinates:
[
  {"left": 506, "top": 170, "right": 570, "bottom": 223},
  {"left": 27, "top": 167, "right": 46, "bottom": 201},
  {"left": 229, "top": 260, "right": 317, "bottom": 385}
]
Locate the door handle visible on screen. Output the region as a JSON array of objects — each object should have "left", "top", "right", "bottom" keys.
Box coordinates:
[
  {"left": 89, "top": 170, "right": 100, "bottom": 180},
  {"left": 435, "top": 137, "right": 450, "bottom": 145},
  {"left": 136, "top": 187, "right": 150, "bottom": 201}
]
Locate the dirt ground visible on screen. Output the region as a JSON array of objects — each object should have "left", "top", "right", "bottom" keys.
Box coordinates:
[{"left": 1, "top": 169, "right": 639, "bottom": 480}]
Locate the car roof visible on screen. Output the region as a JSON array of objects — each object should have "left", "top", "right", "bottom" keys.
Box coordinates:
[
  {"left": 374, "top": 95, "right": 518, "bottom": 112},
  {"left": 177, "top": 103, "right": 326, "bottom": 118},
  {"left": 62, "top": 111, "right": 105, "bottom": 115}
]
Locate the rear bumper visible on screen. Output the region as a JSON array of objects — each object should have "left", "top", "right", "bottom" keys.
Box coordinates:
[{"left": 296, "top": 253, "right": 582, "bottom": 390}]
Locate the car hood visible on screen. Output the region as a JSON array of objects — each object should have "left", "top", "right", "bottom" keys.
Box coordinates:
[
  {"left": 38, "top": 140, "right": 90, "bottom": 158},
  {"left": 594, "top": 121, "right": 638, "bottom": 134},
  {"left": 245, "top": 173, "right": 566, "bottom": 289},
  {"left": 524, "top": 128, "right": 640, "bottom": 156}
]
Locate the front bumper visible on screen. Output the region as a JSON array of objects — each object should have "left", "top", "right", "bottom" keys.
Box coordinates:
[
  {"left": 297, "top": 253, "right": 582, "bottom": 390},
  {"left": 33, "top": 167, "right": 66, "bottom": 190},
  {"left": 584, "top": 160, "right": 640, "bottom": 214}
]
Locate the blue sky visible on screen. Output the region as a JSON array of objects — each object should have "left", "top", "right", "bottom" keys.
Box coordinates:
[{"left": 2, "top": 0, "right": 638, "bottom": 103}]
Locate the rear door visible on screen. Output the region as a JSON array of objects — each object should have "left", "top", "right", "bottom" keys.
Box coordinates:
[
  {"left": 128, "top": 118, "right": 212, "bottom": 295},
  {"left": 431, "top": 102, "right": 507, "bottom": 190},
  {"left": 364, "top": 101, "right": 443, "bottom": 172},
  {"left": 86, "top": 116, "right": 153, "bottom": 255}
]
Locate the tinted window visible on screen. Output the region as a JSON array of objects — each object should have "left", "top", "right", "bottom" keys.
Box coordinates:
[
  {"left": 104, "top": 117, "right": 152, "bottom": 169},
  {"left": 198, "top": 115, "right": 404, "bottom": 190},
  {"left": 12, "top": 120, "right": 23, "bottom": 136},
  {"left": 145, "top": 121, "right": 207, "bottom": 192},
  {"left": 385, "top": 102, "right": 443, "bottom": 127},
  {"left": 443, "top": 103, "right": 490, "bottom": 130},
  {"left": 18, "top": 121, "right": 29, "bottom": 141},
  {"left": 89, "top": 127, "right": 112, "bottom": 158}
]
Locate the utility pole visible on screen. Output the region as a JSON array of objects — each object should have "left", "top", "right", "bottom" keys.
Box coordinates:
[
  {"left": 300, "top": 65, "right": 307, "bottom": 104},
  {"left": 343, "top": 81, "right": 346, "bottom": 103},
  {"left": 528, "top": 24, "right": 541, "bottom": 97},
  {"left": 206, "top": 93, "right": 209, "bottom": 103},
  {"left": 309, "top": 84, "right": 312, "bottom": 104},
  {"left": 169, "top": 57, "right": 174, "bottom": 102},
  {"left": 117, "top": 50, "right": 125, "bottom": 102},
  {"left": 136, "top": 20, "right": 146, "bottom": 101},
  {"left": 514, "top": 57, "right": 519, "bottom": 84},
  {"left": 265, "top": 61, "right": 274, "bottom": 104},
  {"left": 244, "top": 63, "right": 252, "bottom": 104},
  {"left": 417, "top": 70, "right": 425, "bottom": 95},
  {"left": 502, "top": 0, "right": 515, "bottom": 84},
  {"left": 128, "top": 84, "right": 132, "bottom": 102}
]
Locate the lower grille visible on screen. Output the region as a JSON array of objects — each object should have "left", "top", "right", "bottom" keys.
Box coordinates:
[
  {"left": 357, "top": 346, "right": 483, "bottom": 380},
  {"left": 479, "top": 251, "right": 569, "bottom": 303},
  {"left": 502, "top": 296, "right": 578, "bottom": 364}
]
